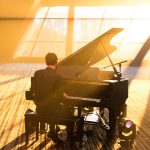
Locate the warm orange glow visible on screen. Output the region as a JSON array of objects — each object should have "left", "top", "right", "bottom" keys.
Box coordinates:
[
  {"left": 46, "top": 6, "right": 69, "bottom": 18},
  {"left": 74, "top": 7, "right": 105, "bottom": 18},
  {"left": 35, "top": 7, "right": 49, "bottom": 18},
  {"left": 12, "top": 5, "right": 150, "bottom": 63}
]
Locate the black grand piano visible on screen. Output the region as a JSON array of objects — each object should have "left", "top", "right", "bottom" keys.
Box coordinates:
[
  {"left": 56, "top": 28, "right": 128, "bottom": 140},
  {"left": 25, "top": 28, "right": 128, "bottom": 143}
]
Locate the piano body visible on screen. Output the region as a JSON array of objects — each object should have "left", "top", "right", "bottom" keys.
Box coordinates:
[{"left": 56, "top": 28, "right": 128, "bottom": 137}]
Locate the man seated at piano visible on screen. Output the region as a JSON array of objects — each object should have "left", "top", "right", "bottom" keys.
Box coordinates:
[
  {"left": 33, "top": 52, "right": 74, "bottom": 144},
  {"left": 30, "top": 28, "right": 128, "bottom": 147}
]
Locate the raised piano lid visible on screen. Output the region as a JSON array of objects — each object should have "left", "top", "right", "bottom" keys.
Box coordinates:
[
  {"left": 56, "top": 28, "right": 123, "bottom": 80},
  {"left": 57, "top": 28, "right": 123, "bottom": 67}
]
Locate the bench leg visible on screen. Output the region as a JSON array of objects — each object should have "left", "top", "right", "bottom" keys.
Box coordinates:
[
  {"left": 36, "top": 120, "right": 39, "bottom": 141},
  {"left": 25, "top": 115, "right": 39, "bottom": 143},
  {"left": 25, "top": 116, "right": 29, "bottom": 144}
]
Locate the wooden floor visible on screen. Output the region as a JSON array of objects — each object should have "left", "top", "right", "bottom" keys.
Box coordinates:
[{"left": 0, "top": 63, "right": 150, "bottom": 150}]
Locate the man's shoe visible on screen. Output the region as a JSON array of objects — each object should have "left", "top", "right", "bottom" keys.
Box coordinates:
[{"left": 47, "top": 131, "right": 63, "bottom": 144}]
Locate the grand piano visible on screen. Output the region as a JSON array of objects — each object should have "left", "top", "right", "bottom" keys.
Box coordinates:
[
  {"left": 56, "top": 28, "right": 128, "bottom": 139},
  {"left": 25, "top": 28, "right": 128, "bottom": 142}
]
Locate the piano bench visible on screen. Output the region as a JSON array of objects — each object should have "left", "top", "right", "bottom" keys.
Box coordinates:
[{"left": 24, "top": 109, "right": 84, "bottom": 147}]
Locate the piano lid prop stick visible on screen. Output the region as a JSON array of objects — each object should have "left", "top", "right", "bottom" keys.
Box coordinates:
[
  {"left": 101, "top": 60, "right": 127, "bottom": 69},
  {"left": 100, "top": 40, "right": 122, "bottom": 80}
]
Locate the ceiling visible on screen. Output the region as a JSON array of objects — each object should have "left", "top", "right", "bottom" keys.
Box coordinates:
[{"left": 0, "top": 0, "right": 150, "bottom": 18}]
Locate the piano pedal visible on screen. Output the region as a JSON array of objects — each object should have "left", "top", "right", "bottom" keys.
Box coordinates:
[
  {"left": 99, "top": 108, "right": 105, "bottom": 118},
  {"left": 98, "top": 115, "right": 110, "bottom": 131}
]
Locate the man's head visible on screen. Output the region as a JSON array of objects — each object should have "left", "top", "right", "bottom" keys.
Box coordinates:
[{"left": 45, "top": 53, "right": 58, "bottom": 66}]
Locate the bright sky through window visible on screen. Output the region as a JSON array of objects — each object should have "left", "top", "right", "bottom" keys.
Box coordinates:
[{"left": 14, "top": 6, "right": 150, "bottom": 62}]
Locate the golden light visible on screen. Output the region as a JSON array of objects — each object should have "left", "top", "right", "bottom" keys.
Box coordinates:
[
  {"left": 74, "top": 6, "right": 105, "bottom": 18},
  {"left": 14, "top": 5, "right": 150, "bottom": 62}
]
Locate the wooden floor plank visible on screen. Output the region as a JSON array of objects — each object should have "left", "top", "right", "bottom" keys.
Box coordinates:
[{"left": 0, "top": 63, "right": 150, "bottom": 150}]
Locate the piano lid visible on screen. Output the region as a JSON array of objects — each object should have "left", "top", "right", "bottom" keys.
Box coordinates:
[{"left": 57, "top": 28, "right": 123, "bottom": 67}]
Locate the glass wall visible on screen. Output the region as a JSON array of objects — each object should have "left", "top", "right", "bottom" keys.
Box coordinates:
[{"left": 15, "top": 6, "right": 150, "bottom": 62}]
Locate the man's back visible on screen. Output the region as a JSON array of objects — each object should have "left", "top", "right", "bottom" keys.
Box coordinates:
[{"left": 34, "top": 67, "right": 62, "bottom": 103}]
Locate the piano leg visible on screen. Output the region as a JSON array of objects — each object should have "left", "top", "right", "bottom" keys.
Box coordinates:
[
  {"left": 107, "top": 107, "right": 118, "bottom": 141},
  {"left": 78, "top": 116, "right": 84, "bottom": 147},
  {"left": 107, "top": 102, "right": 126, "bottom": 142},
  {"left": 73, "top": 107, "right": 84, "bottom": 147}
]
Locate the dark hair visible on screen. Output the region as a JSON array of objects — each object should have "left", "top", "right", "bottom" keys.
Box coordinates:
[{"left": 45, "top": 53, "right": 58, "bottom": 65}]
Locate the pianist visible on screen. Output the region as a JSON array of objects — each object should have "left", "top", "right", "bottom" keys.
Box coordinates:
[{"left": 34, "top": 53, "right": 74, "bottom": 144}]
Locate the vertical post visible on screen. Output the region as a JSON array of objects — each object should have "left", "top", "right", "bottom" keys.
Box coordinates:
[{"left": 65, "top": 1, "right": 74, "bottom": 57}]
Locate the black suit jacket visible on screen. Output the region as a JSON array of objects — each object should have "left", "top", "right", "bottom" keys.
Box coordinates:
[{"left": 34, "top": 67, "right": 62, "bottom": 104}]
